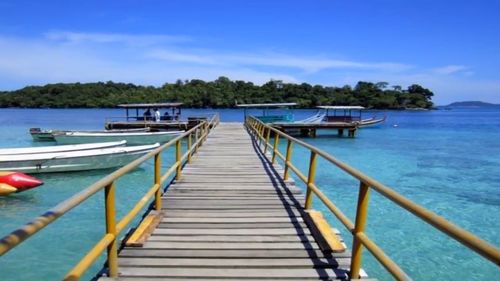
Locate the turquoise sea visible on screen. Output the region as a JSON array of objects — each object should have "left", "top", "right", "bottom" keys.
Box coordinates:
[{"left": 0, "top": 108, "right": 499, "bottom": 280}]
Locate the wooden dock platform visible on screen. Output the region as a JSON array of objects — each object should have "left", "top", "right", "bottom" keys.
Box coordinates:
[
  {"left": 272, "top": 123, "right": 358, "bottom": 138},
  {"left": 99, "top": 123, "right": 372, "bottom": 280}
]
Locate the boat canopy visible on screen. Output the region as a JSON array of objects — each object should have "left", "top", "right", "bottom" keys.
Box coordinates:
[
  {"left": 238, "top": 103, "right": 296, "bottom": 123},
  {"left": 117, "top": 103, "right": 183, "bottom": 122},
  {"left": 317, "top": 106, "right": 365, "bottom": 110},
  {"left": 118, "top": 103, "right": 183, "bottom": 109},
  {"left": 236, "top": 103, "right": 297, "bottom": 108}
]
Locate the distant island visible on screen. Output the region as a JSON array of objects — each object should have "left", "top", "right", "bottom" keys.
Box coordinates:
[
  {"left": 446, "top": 101, "right": 500, "bottom": 107},
  {"left": 0, "top": 77, "right": 434, "bottom": 109}
]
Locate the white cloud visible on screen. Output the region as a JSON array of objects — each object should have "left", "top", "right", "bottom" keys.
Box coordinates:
[
  {"left": 0, "top": 31, "right": 499, "bottom": 104},
  {"left": 147, "top": 49, "right": 412, "bottom": 73},
  {"left": 44, "top": 31, "right": 190, "bottom": 46},
  {"left": 433, "top": 65, "right": 468, "bottom": 75}
]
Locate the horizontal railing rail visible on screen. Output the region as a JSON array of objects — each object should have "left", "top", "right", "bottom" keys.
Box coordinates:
[
  {"left": 245, "top": 116, "right": 500, "bottom": 281},
  {"left": 0, "top": 113, "right": 220, "bottom": 280}
]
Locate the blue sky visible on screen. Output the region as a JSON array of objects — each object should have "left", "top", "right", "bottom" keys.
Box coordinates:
[{"left": 0, "top": 0, "right": 499, "bottom": 104}]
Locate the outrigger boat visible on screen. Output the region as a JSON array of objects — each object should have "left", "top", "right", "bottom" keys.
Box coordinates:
[
  {"left": 53, "top": 130, "right": 182, "bottom": 145},
  {"left": 0, "top": 142, "right": 159, "bottom": 173},
  {"left": 313, "top": 106, "right": 386, "bottom": 127},
  {"left": 0, "top": 141, "right": 126, "bottom": 155}
]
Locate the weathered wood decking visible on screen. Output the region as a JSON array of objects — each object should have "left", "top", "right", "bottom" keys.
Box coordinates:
[{"left": 100, "top": 123, "right": 372, "bottom": 280}]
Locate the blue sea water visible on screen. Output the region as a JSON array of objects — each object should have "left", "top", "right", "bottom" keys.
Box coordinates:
[{"left": 0, "top": 108, "right": 499, "bottom": 280}]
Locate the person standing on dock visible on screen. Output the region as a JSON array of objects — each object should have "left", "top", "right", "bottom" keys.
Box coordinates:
[{"left": 154, "top": 108, "right": 161, "bottom": 122}]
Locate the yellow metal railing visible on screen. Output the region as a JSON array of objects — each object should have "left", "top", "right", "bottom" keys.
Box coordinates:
[
  {"left": 0, "top": 113, "right": 220, "bottom": 280},
  {"left": 246, "top": 116, "right": 500, "bottom": 280}
]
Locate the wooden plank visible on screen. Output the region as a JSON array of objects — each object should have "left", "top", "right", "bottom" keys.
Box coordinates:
[
  {"left": 157, "top": 222, "right": 309, "bottom": 229},
  {"left": 117, "top": 257, "right": 351, "bottom": 268},
  {"left": 161, "top": 217, "right": 305, "bottom": 223},
  {"left": 117, "top": 267, "right": 348, "bottom": 279},
  {"left": 162, "top": 209, "right": 303, "bottom": 218},
  {"left": 98, "top": 276, "right": 377, "bottom": 281},
  {"left": 124, "top": 212, "right": 162, "bottom": 247},
  {"left": 119, "top": 248, "right": 352, "bottom": 259},
  {"left": 152, "top": 228, "right": 312, "bottom": 236},
  {"left": 147, "top": 235, "right": 317, "bottom": 243},
  {"left": 142, "top": 241, "right": 321, "bottom": 250}
]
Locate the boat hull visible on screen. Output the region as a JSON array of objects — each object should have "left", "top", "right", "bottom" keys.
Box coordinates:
[
  {"left": 0, "top": 144, "right": 159, "bottom": 173},
  {"left": 54, "top": 131, "right": 181, "bottom": 145},
  {"left": 358, "top": 117, "right": 386, "bottom": 127},
  {"left": 0, "top": 141, "right": 126, "bottom": 155}
]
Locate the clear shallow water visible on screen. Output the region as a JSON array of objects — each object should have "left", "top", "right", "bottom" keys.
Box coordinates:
[{"left": 0, "top": 108, "right": 499, "bottom": 280}]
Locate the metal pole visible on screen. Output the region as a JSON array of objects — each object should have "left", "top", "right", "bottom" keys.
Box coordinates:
[
  {"left": 104, "top": 182, "right": 118, "bottom": 277},
  {"left": 272, "top": 133, "right": 280, "bottom": 164},
  {"left": 305, "top": 152, "right": 317, "bottom": 209},
  {"left": 350, "top": 182, "right": 370, "bottom": 279},
  {"left": 176, "top": 140, "right": 181, "bottom": 180},
  {"left": 188, "top": 133, "right": 192, "bottom": 163},
  {"left": 264, "top": 127, "right": 271, "bottom": 153},
  {"left": 154, "top": 153, "right": 161, "bottom": 210},
  {"left": 283, "top": 139, "right": 293, "bottom": 180}
]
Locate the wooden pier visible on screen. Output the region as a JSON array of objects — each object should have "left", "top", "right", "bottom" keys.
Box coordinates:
[
  {"left": 2, "top": 116, "right": 498, "bottom": 281},
  {"left": 99, "top": 123, "right": 369, "bottom": 280}
]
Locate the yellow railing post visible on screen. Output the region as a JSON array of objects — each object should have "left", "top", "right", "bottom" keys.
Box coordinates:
[
  {"left": 258, "top": 124, "right": 264, "bottom": 146},
  {"left": 350, "top": 182, "right": 371, "bottom": 279},
  {"left": 176, "top": 139, "right": 182, "bottom": 180},
  {"left": 154, "top": 153, "right": 161, "bottom": 211},
  {"left": 305, "top": 151, "right": 317, "bottom": 209},
  {"left": 187, "top": 133, "right": 192, "bottom": 163},
  {"left": 272, "top": 133, "right": 280, "bottom": 164},
  {"left": 264, "top": 127, "right": 271, "bottom": 153},
  {"left": 104, "top": 181, "right": 118, "bottom": 278},
  {"left": 283, "top": 139, "right": 293, "bottom": 180},
  {"left": 199, "top": 125, "right": 204, "bottom": 146},
  {"left": 194, "top": 128, "right": 199, "bottom": 154}
]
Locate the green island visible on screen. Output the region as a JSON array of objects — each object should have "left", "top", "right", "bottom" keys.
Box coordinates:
[{"left": 0, "top": 77, "right": 434, "bottom": 109}]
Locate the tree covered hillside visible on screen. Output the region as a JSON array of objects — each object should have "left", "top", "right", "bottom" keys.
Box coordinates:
[{"left": 0, "top": 77, "right": 434, "bottom": 109}]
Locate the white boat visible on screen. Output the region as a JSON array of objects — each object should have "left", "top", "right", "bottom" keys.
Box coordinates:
[
  {"left": 53, "top": 130, "right": 182, "bottom": 145},
  {"left": 0, "top": 143, "right": 160, "bottom": 173},
  {"left": 0, "top": 141, "right": 126, "bottom": 156},
  {"left": 310, "top": 106, "right": 386, "bottom": 127},
  {"left": 30, "top": 127, "right": 151, "bottom": 141},
  {"left": 357, "top": 116, "right": 387, "bottom": 127}
]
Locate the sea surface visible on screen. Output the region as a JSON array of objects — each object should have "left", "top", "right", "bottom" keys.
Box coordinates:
[{"left": 0, "top": 108, "right": 499, "bottom": 280}]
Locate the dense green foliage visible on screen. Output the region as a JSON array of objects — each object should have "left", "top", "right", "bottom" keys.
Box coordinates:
[{"left": 0, "top": 77, "right": 434, "bottom": 109}]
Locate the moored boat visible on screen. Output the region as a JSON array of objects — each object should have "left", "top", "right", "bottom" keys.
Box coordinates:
[
  {"left": 0, "top": 141, "right": 126, "bottom": 155},
  {"left": 0, "top": 143, "right": 160, "bottom": 173},
  {"left": 53, "top": 130, "right": 182, "bottom": 145},
  {"left": 315, "top": 106, "right": 386, "bottom": 127},
  {"left": 30, "top": 127, "right": 151, "bottom": 142},
  {"left": 29, "top": 128, "right": 64, "bottom": 141}
]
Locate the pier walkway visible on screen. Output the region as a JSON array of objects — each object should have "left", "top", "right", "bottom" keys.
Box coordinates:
[{"left": 101, "top": 123, "right": 366, "bottom": 280}]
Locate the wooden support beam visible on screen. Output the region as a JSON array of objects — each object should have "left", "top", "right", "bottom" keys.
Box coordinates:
[
  {"left": 125, "top": 211, "right": 163, "bottom": 247},
  {"left": 305, "top": 210, "right": 346, "bottom": 253}
]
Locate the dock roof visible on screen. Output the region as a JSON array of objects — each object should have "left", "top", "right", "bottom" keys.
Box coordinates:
[
  {"left": 317, "top": 106, "right": 365, "bottom": 110},
  {"left": 117, "top": 103, "right": 183, "bottom": 109},
  {"left": 236, "top": 102, "right": 297, "bottom": 108}
]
